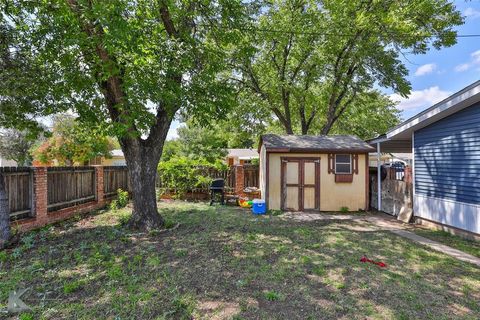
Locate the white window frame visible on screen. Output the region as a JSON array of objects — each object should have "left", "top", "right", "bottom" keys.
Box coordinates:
[{"left": 335, "top": 154, "right": 352, "bottom": 174}]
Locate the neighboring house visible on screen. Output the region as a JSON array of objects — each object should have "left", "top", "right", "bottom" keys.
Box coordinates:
[
  {"left": 371, "top": 80, "right": 480, "bottom": 235},
  {"left": 101, "top": 149, "right": 126, "bottom": 166},
  {"left": 226, "top": 148, "right": 259, "bottom": 166},
  {"left": 368, "top": 152, "right": 412, "bottom": 167},
  {"left": 0, "top": 157, "right": 17, "bottom": 167},
  {"left": 87, "top": 149, "right": 126, "bottom": 166},
  {"left": 258, "top": 134, "right": 374, "bottom": 212}
]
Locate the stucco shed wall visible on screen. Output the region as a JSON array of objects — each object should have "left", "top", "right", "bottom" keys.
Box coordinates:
[{"left": 267, "top": 153, "right": 367, "bottom": 211}]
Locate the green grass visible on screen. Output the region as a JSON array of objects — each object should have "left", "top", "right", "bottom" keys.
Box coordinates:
[
  {"left": 413, "top": 228, "right": 480, "bottom": 259},
  {"left": 1, "top": 202, "right": 480, "bottom": 319},
  {"left": 263, "top": 290, "right": 282, "bottom": 301}
]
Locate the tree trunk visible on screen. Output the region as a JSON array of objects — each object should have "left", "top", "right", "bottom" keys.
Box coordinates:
[
  {"left": 0, "top": 173, "right": 10, "bottom": 249},
  {"left": 126, "top": 155, "right": 164, "bottom": 230},
  {"left": 320, "top": 119, "right": 334, "bottom": 135},
  {"left": 120, "top": 118, "right": 171, "bottom": 230}
]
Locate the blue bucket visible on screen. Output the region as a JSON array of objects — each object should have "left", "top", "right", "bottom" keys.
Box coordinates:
[{"left": 252, "top": 199, "right": 266, "bottom": 215}]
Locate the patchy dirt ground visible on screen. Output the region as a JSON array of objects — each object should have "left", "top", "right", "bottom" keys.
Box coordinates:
[{"left": 1, "top": 202, "right": 480, "bottom": 319}]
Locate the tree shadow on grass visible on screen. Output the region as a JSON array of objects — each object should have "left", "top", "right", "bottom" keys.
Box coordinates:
[{"left": 2, "top": 204, "right": 480, "bottom": 319}]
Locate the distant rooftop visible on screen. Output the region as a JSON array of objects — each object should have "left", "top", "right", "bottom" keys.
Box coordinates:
[
  {"left": 111, "top": 149, "right": 124, "bottom": 157},
  {"left": 260, "top": 134, "right": 375, "bottom": 153},
  {"left": 227, "top": 148, "right": 259, "bottom": 159}
]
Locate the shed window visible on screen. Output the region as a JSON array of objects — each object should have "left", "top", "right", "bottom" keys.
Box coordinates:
[{"left": 335, "top": 154, "right": 351, "bottom": 174}]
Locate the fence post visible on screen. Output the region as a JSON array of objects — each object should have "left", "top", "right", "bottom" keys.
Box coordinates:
[
  {"left": 33, "top": 167, "right": 48, "bottom": 224},
  {"left": 235, "top": 165, "right": 245, "bottom": 197},
  {"left": 404, "top": 166, "right": 412, "bottom": 184},
  {"left": 94, "top": 166, "right": 105, "bottom": 205}
]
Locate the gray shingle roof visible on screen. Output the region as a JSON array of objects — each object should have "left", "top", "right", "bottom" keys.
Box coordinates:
[
  {"left": 260, "top": 134, "right": 375, "bottom": 153},
  {"left": 227, "top": 148, "right": 259, "bottom": 158}
]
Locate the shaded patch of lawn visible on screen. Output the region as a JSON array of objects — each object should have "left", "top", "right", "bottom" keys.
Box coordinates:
[
  {"left": 1, "top": 201, "right": 480, "bottom": 319},
  {"left": 413, "top": 228, "right": 480, "bottom": 259}
]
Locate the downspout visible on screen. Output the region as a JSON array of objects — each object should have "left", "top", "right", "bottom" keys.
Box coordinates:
[
  {"left": 377, "top": 142, "right": 381, "bottom": 212},
  {"left": 411, "top": 131, "right": 415, "bottom": 215}
]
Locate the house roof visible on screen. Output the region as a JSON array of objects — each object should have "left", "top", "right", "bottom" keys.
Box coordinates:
[
  {"left": 366, "top": 80, "right": 480, "bottom": 153},
  {"left": 227, "top": 148, "right": 259, "bottom": 159},
  {"left": 111, "top": 149, "right": 124, "bottom": 157},
  {"left": 259, "top": 134, "right": 375, "bottom": 153},
  {"left": 386, "top": 80, "right": 480, "bottom": 140}
]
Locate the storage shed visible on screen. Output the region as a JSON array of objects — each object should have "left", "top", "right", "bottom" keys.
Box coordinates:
[{"left": 258, "top": 134, "right": 375, "bottom": 211}]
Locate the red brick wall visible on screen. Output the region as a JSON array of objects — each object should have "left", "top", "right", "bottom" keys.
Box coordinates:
[
  {"left": 94, "top": 166, "right": 105, "bottom": 205},
  {"left": 12, "top": 166, "right": 110, "bottom": 232},
  {"left": 234, "top": 165, "right": 245, "bottom": 197}
]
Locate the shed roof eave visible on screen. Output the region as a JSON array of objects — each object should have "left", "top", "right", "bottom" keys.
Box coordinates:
[
  {"left": 367, "top": 139, "right": 413, "bottom": 154},
  {"left": 265, "top": 147, "right": 375, "bottom": 153},
  {"left": 366, "top": 135, "right": 389, "bottom": 145}
]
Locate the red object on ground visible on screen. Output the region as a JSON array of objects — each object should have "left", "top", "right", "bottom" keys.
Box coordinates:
[{"left": 360, "top": 256, "right": 387, "bottom": 268}]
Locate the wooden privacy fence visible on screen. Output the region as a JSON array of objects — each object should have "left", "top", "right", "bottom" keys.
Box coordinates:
[
  {"left": 1, "top": 163, "right": 257, "bottom": 230},
  {"left": 0, "top": 166, "right": 130, "bottom": 232},
  {"left": 0, "top": 167, "right": 33, "bottom": 221},
  {"left": 243, "top": 164, "right": 259, "bottom": 188},
  {"left": 47, "top": 167, "right": 96, "bottom": 212},
  {"left": 104, "top": 166, "right": 129, "bottom": 198},
  {"left": 200, "top": 166, "right": 236, "bottom": 190},
  {"left": 371, "top": 166, "right": 413, "bottom": 216}
]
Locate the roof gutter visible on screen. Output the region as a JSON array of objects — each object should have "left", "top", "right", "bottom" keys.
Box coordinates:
[
  {"left": 387, "top": 80, "right": 480, "bottom": 139},
  {"left": 265, "top": 147, "right": 375, "bottom": 153}
]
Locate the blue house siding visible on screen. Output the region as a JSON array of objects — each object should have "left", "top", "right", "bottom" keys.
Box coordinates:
[{"left": 414, "top": 102, "right": 480, "bottom": 206}]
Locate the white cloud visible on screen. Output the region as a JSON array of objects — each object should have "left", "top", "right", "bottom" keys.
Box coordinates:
[
  {"left": 414, "top": 63, "right": 436, "bottom": 76},
  {"left": 454, "top": 49, "right": 480, "bottom": 72},
  {"left": 390, "top": 86, "right": 451, "bottom": 111},
  {"left": 464, "top": 7, "right": 480, "bottom": 19},
  {"left": 472, "top": 50, "right": 480, "bottom": 63},
  {"left": 455, "top": 63, "right": 470, "bottom": 72}
]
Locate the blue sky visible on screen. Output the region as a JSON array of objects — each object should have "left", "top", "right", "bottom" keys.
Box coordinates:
[
  {"left": 167, "top": 1, "right": 480, "bottom": 139},
  {"left": 388, "top": 1, "right": 480, "bottom": 120}
]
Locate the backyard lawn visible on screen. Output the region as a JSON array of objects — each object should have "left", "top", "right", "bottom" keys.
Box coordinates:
[{"left": 1, "top": 202, "right": 480, "bottom": 320}]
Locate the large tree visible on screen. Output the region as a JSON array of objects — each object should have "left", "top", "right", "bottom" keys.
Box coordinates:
[
  {"left": 0, "top": 128, "right": 37, "bottom": 166},
  {"left": 234, "top": 0, "right": 463, "bottom": 135},
  {"left": 0, "top": 0, "right": 244, "bottom": 230},
  {"left": 330, "top": 91, "right": 401, "bottom": 140},
  {"left": 32, "top": 114, "right": 113, "bottom": 166}
]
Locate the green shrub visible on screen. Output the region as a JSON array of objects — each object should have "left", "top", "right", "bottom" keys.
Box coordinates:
[
  {"left": 340, "top": 206, "right": 349, "bottom": 213},
  {"left": 109, "top": 200, "right": 118, "bottom": 211},
  {"left": 110, "top": 188, "right": 129, "bottom": 211},
  {"left": 157, "top": 156, "right": 227, "bottom": 198},
  {"left": 118, "top": 212, "right": 132, "bottom": 226},
  {"left": 116, "top": 189, "right": 129, "bottom": 207}
]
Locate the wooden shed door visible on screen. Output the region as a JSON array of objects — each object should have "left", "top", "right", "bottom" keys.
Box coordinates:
[{"left": 281, "top": 158, "right": 320, "bottom": 211}]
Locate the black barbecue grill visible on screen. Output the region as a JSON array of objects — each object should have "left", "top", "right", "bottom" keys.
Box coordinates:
[{"left": 209, "top": 178, "right": 225, "bottom": 205}]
